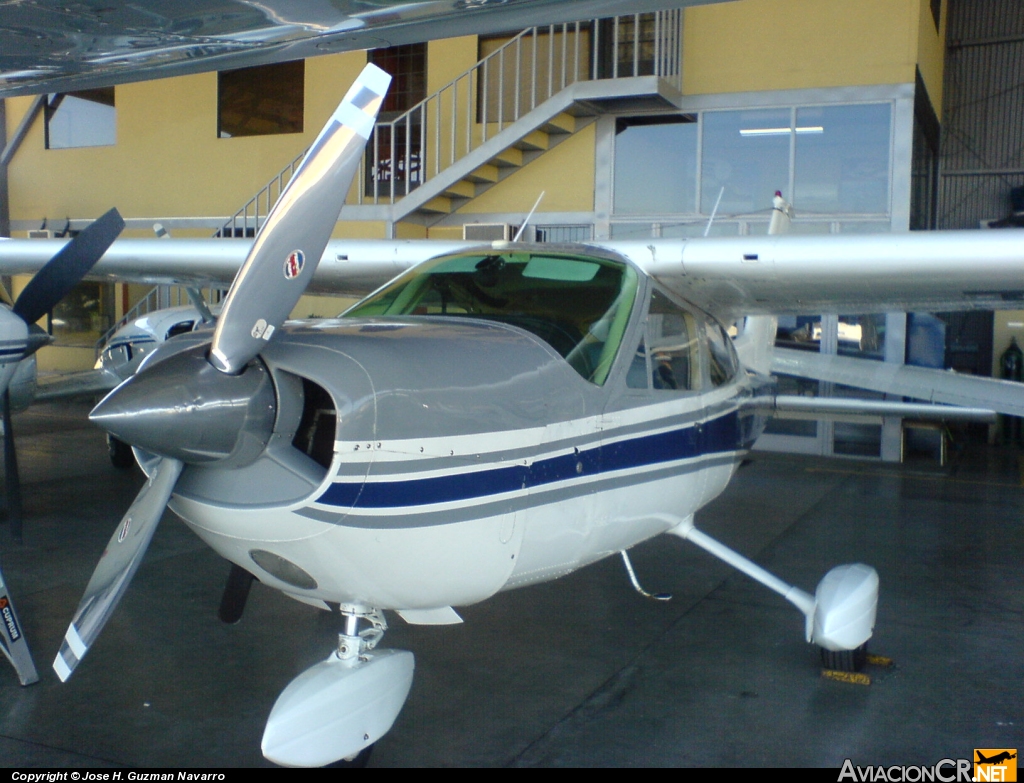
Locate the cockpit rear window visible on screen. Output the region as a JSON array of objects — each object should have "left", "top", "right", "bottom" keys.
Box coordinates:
[{"left": 343, "top": 250, "right": 638, "bottom": 384}]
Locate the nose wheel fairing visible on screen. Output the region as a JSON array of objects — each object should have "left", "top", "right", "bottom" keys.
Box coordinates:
[{"left": 262, "top": 607, "right": 414, "bottom": 768}]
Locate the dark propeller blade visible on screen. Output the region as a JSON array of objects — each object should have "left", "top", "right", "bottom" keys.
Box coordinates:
[
  {"left": 13, "top": 207, "right": 124, "bottom": 326},
  {"left": 2, "top": 390, "right": 21, "bottom": 542},
  {"left": 218, "top": 563, "right": 257, "bottom": 624}
]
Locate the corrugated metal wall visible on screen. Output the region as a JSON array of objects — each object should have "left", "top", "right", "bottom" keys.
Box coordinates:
[{"left": 939, "top": 0, "right": 1024, "bottom": 228}]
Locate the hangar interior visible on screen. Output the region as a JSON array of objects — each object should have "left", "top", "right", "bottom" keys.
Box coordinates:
[{"left": 0, "top": 0, "right": 1021, "bottom": 768}]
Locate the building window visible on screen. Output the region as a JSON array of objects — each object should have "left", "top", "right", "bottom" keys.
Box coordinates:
[
  {"left": 702, "top": 108, "right": 792, "bottom": 215},
  {"left": 614, "top": 115, "right": 697, "bottom": 215},
  {"left": 793, "top": 104, "right": 891, "bottom": 214},
  {"left": 611, "top": 102, "right": 893, "bottom": 231},
  {"left": 370, "top": 43, "right": 427, "bottom": 117},
  {"left": 596, "top": 14, "right": 658, "bottom": 79},
  {"left": 218, "top": 60, "right": 304, "bottom": 138},
  {"left": 50, "top": 280, "right": 115, "bottom": 345},
  {"left": 366, "top": 44, "right": 427, "bottom": 197},
  {"left": 45, "top": 88, "right": 115, "bottom": 149}
]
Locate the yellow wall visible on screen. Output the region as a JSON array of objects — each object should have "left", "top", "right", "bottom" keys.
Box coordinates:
[
  {"left": 915, "top": 0, "right": 947, "bottom": 112},
  {"left": 684, "top": 0, "right": 924, "bottom": 95},
  {"left": 427, "top": 36, "right": 478, "bottom": 94},
  {"left": 6, "top": 52, "right": 369, "bottom": 225},
  {"left": 6, "top": 7, "right": 951, "bottom": 372},
  {"left": 455, "top": 123, "right": 595, "bottom": 215}
]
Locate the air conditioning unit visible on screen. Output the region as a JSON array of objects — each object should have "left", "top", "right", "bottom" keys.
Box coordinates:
[
  {"left": 27, "top": 229, "right": 53, "bottom": 239},
  {"left": 463, "top": 223, "right": 514, "bottom": 242}
]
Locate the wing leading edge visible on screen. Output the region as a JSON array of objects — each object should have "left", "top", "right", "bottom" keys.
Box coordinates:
[
  {"left": 615, "top": 229, "right": 1024, "bottom": 321},
  {"left": 0, "top": 229, "right": 1023, "bottom": 316}
]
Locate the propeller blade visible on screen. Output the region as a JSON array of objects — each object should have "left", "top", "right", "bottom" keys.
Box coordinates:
[
  {"left": 2, "top": 390, "right": 23, "bottom": 543},
  {"left": 209, "top": 64, "right": 390, "bottom": 374},
  {"left": 218, "top": 563, "right": 256, "bottom": 624},
  {"left": 13, "top": 207, "right": 124, "bottom": 326},
  {"left": 52, "top": 457, "right": 183, "bottom": 681}
]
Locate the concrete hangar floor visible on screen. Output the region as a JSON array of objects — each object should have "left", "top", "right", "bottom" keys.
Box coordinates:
[{"left": 0, "top": 398, "right": 1019, "bottom": 768}]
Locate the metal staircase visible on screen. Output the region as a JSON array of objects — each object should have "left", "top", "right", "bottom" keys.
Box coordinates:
[{"left": 354, "top": 12, "right": 684, "bottom": 223}]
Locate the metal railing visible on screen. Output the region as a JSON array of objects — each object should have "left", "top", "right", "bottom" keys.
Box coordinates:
[{"left": 215, "top": 149, "right": 308, "bottom": 238}]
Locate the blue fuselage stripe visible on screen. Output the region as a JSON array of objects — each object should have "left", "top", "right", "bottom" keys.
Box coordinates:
[{"left": 316, "top": 409, "right": 754, "bottom": 509}]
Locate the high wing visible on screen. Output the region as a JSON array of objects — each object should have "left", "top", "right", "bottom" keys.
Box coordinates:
[
  {"left": 0, "top": 237, "right": 469, "bottom": 297},
  {"left": 0, "top": 0, "right": 724, "bottom": 99},
  {"left": 0, "top": 230, "right": 1022, "bottom": 317},
  {"left": 614, "top": 230, "right": 1024, "bottom": 320}
]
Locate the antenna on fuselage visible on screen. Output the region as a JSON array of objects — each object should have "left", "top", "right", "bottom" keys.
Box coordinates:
[{"left": 512, "top": 191, "right": 545, "bottom": 242}]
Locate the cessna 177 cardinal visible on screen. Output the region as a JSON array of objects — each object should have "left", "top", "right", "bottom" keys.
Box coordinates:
[{"left": 15, "top": 61, "right": 1019, "bottom": 766}]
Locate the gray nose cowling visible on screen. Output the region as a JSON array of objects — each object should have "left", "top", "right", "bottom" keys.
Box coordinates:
[{"left": 90, "top": 343, "right": 277, "bottom": 468}]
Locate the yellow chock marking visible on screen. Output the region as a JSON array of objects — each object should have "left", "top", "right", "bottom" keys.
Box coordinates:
[
  {"left": 821, "top": 669, "right": 872, "bottom": 686},
  {"left": 866, "top": 654, "right": 893, "bottom": 667}
]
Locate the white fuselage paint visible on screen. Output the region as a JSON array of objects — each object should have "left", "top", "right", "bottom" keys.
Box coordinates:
[{"left": 168, "top": 381, "right": 749, "bottom": 612}]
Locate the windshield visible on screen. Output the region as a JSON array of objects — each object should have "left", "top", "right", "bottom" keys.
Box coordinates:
[{"left": 343, "top": 250, "right": 638, "bottom": 385}]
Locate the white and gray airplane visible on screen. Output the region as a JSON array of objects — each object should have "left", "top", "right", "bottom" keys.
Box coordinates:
[{"left": 0, "top": 63, "right": 1019, "bottom": 766}]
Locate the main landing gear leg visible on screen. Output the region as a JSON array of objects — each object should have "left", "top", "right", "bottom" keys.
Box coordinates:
[
  {"left": 666, "top": 515, "right": 878, "bottom": 672},
  {"left": 261, "top": 604, "right": 415, "bottom": 767}
]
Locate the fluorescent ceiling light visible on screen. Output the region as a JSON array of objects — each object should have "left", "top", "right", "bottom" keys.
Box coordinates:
[{"left": 739, "top": 126, "right": 824, "bottom": 137}]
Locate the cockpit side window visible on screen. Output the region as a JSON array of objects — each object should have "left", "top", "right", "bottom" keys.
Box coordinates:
[
  {"left": 626, "top": 339, "right": 651, "bottom": 389},
  {"left": 343, "top": 250, "right": 638, "bottom": 385},
  {"left": 165, "top": 320, "right": 196, "bottom": 339},
  {"left": 707, "top": 321, "right": 739, "bottom": 386},
  {"left": 647, "top": 290, "right": 701, "bottom": 392}
]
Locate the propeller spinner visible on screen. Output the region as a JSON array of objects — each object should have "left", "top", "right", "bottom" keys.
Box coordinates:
[{"left": 53, "top": 64, "right": 391, "bottom": 682}]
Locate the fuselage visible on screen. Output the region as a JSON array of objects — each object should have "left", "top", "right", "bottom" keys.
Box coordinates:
[
  {"left": 125, "top": 245, "right": 772, "bottom": 612},
  {"left": 96, "top": 304, "right": 210, "bottom": 380}
]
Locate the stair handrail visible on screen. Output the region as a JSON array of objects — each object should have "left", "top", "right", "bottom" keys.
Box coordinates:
[
  {"left": 215, "top": 148, "right": 308, "bottom": 238},
  {"left": 359, "top": 20, "right": 590, "bottom": 206}
]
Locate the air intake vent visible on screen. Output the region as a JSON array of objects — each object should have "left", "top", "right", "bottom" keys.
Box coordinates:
[{"left": 463, "top": 223, "right": 514, "bottom": 242}]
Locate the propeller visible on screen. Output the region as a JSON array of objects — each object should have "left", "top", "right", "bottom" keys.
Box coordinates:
[
  {"left": 1, "top": 208, "right": 124, "bottom": 541},
  {"left": 53, "top": 64, "right": 391, "bottom": 682}
]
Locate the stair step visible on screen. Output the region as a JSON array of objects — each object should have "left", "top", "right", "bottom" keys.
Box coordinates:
[
  {"left": 420, "top": 195, "right": 454, "bottom": 214},
  {"left": 542, "top": 112, "right": 577, "bottom": 134},
  {"left": 513, "top": 130, "right": 550, "bottom": 151},
  {"left": 466, "top": 164, "right": 500, "bottom": 183},
  {"left": 442, "top": 180, "right": 477, "bottom": 199},
  {"left": 491, "top": 147, "right": 523, "bottom": 167}
]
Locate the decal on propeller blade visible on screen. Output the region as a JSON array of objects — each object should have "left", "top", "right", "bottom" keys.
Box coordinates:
[{"left": 284, "top": 250, "right": 305, "bottom": 280}]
